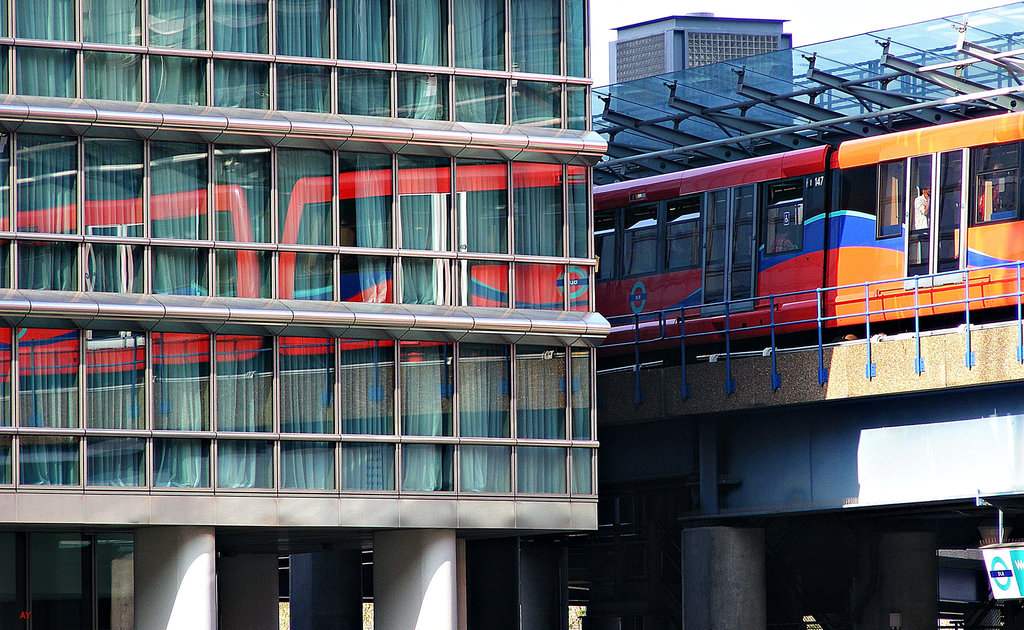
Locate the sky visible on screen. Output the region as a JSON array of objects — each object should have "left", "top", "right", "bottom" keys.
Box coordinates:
[{"left": 589, "top": 0, "right": 1020, "bottom": 85}]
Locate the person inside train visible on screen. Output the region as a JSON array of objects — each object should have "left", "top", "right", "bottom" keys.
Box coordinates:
[{"left": 913, "top": 186, "right": 930, "bottom": 231}]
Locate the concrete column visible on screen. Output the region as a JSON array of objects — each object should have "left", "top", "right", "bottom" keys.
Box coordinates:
[
  {"left": 853, "top": 531, "right": 936, "bottom": 630},
  {"left": 374, "top": 529, "right": 457, "bottom": 630},
  {"left": 289, "top": 550, "right": 363, "bottom": 630},
  {"left": 219, "top": 554, "right": 279, "bottom": 630},
  {"left": 681, "top": 527, "right": 766, "bottom": 630},
  {"left": 135, "top": 526, "right": 217, "bottom": 630}
]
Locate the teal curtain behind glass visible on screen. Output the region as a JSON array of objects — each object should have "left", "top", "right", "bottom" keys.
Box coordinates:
[
  {"left": 218, "top": 440, "right": 272, "bottom": 488},
  {"left": 83, "top": 0, "right": 141, "bottom": 44},
  {"left": 401, "top": 343, "right": 452, "bottom": 491},
  {"left": 213, "top": 0, "right": 268, "bottom": 52},
  {"left": 17, "top": 135, "right": 77, "bottom": 290},
  {"left": 152, "top": 56, "right": 206, "bottom": 105},
  {"left": 154, "top": 438, "right": 208, "bottom": 487},
  {"left": 21, "top": 437, "right": 79, "bottom": 485},
  {"left": 518, "top": 446, "right": 565, "bottom": 493},
  {"left": 152, "top": 334, "right": 209, "bottom": 439},
  {"left": 458, "top": 160, "right": 507, "bottom": 253},
  {"left": 459, "top": 344, "right": 510, "bottom": 492},
  {"left": 17, "top": 48, "right": 75, "bottom": 98},
  {"left": 455, "top": 77, "right": 506, "bottom": 125},
  {"left": 343, "top": 443, "right": 394, "bottom": 490},
  {"left": 84, "top": 138, "right": 143, "bottom": 229},
  {"left": 277, "top": 0, "right": 328, "bottom": 57},
  {"left": 515, "top": 346, "right": 565, "bottom": 440},
  {"left": 338, "top": 0, "right": 388, "bottom": 62},
  {"left": 399, "top": 157, "right": 448, "bottom": 304},
  {"left": 340, "top": 341, "right": 393, "bottom": 434},
  {"left": 338, "top": 68, "right": 391, "bottom": 116},
  {"left": 17, "top": 0, "right": 72, "bottom": 39},
  {"left": 87, "top": 438, "right": 144, "bottom": 486},
  {"left": 150, "top": 0, "right": 205, "bottom": 48},
  {"left": 152, "top": 142, "right": 210, "bottom": 295},
  {"left": 85, "top": 52, "right": 141, "bottom": 101},
  {"left": 216, "top": 336, "right": 272, "bottom": 432},
  {"left": 86, "top": 332, "right": 144, "bottom": 431},
  {"left": 340, "top": 153, "right": 392, "bottom": 302},
  {"left": 214, "top": 60, "right": 269, "bottom": 109},
  {"left": 396, "top": 0, "right": 446, "bottom": 65},
  {"left": 566, "top": 0, "right": 586, "bottom": 77},
  {"left": 282, "top": 441, "right": 334, "bottom": 489},
  {"left": 216, "top": 146, "right": 271, "bottom": 242},
  {"left": 568, "top": 166, "right": 588, "bottom": 257},
  {"left": 19, "top": 331, "right": 79, "bottom": 429},
  {"left": 513, "top": 81, "right": 560, "bottom": 127},
  {"left": 571, "top": 448, "right": 591, "bottom": 494},
  {"left": 510, "top": 0, "right": 559, "bottom": 75},
  {"left": 513, "top": 165, "right": 562, "bottom": 256},
  {"left": 397, "top": 73, "right": 449, "bottom": 120},
  {"left": 461, "top": 445, "right": 509, "bottom": 492},
  {"left": 280, "top": 338, "right": 334, "bottom": 433},
  {"left": 454, "top": 0, "right": 504, "bottom": 70},
  {"left": 278, "top": 64, "right": 329, "bottom": 113}
]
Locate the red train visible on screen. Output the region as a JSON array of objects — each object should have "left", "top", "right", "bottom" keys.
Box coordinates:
[{"left": 595, "top": 110, "right": 1024, "bottom": 351}]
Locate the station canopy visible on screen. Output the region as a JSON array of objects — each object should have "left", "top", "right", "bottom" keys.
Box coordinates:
[{"left": 593, "top": 2, "right": 1024, "bottom": 183}]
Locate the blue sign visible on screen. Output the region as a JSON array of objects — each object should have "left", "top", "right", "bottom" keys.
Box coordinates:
[
  {"left": 983, "top": 547, "right": 1024, "bottom": 599},
  {"left": 629, "top": 281, "right": 647, "bottom": 314}
]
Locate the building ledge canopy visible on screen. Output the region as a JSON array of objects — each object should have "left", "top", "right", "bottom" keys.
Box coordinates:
[
  {"left": 0, "top": 95, "right": 607, "bottom": 165},
  {"left": 0, "top": 289, "right": 610, "bottom": 346}
]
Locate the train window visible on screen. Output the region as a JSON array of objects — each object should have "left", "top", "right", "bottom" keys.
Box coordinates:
[
  {"left": 877, "top": 160, "right": 905, "bottom": 238},
  {"left": 666, "top": 196, "right": 700, "bottom": 270},
  {"left": 622, "top": 205, "right": 658, "bottom": 277},
  {"left": 594, "top": 210, "right": 616, "bottom": 280},
  {"left": 973, "top": 142, "right": 1019, "bottom": 224},
  {"left": 836, "top": 165, "right": 876, "bottom": 213},
  {"left": 764, "top": 202, "right": 802, "bottom": 255}
]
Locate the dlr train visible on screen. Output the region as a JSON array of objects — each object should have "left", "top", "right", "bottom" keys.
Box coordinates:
[{"left": 594, "top": 109, "right": 1024, "bottom": 351}]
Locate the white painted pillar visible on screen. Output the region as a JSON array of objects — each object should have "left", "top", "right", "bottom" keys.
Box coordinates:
[
  {"left": 373, "top": 529, "right": 458, "bottom": 630},
  {"left": 135, "top": 526, "right": 217, "bottom": 630},
  {"left": 219, "top": 554, "right": 279, "bottom": 630}
]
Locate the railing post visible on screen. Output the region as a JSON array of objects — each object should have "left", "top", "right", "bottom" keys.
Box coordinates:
[
  {"left": 864, "top": 283, "right": 876, "bottom": 379},
  {"left": 724, "top": 300, "right": 736, "bottom": 395},
  {"left": 633, "top": 312, "right": 643, "bottom": 404},
  {"left": 964, "top": 273, "right": 976, "bottom": 369},
  {"left": 1017, "top": 263, "right": 1023, "bottom": 363},
  {"left": 914, "top": 276, "right": 924, "bottom": 374},
  {"left": 679, "top": 308, "right": 690, "bottom": 400},
  {"left": 769, "top": 294, "right": 781, "bottom": 390},
  {"left": 817, "top": 288, "right": 829, "bottom": 385}
]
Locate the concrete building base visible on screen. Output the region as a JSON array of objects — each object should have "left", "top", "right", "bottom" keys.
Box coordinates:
[
  {"left": 219, "top": 554, "right": 279, "bottom": 630},
  {"left": 853, "top": 531, "right": 937, "bottom": 630},
  {"left": 374, "top": 529, "right": 457, "bottom": 630},
  {"left": 289, "top": 549, "right": 363, "bottom": 630},
  {"left": 682, "top": 527, "right": 766, "bottom": 630},
  {"left": 135, "top": 526, "right": 217, "bottom": 630}
]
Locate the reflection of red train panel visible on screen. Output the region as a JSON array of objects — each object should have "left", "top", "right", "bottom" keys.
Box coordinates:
[{"left": 595, "top": 110, "right": 1024, "bottom": 352}]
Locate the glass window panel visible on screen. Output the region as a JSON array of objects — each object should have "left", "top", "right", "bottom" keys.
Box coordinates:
[
  {"left": 84, "top": 138, "right": 143, "bottom": 234},
  {"left": 0, "top": 438, "right": 9, "bottom": 483},
  {"left": 150, "top": 0, "right": 205, "bottom": 48},
  {"left": 337, "top": 0, "right": 389, "bottom": 62},
  {"left": 152, "top": 247, "right": 209, "bottom": 295},
  {"left": 29, "top": 533, "right": 88, "bottom": 629},
  {"left": 215, "top": 146, "right": 271, "bottom": 243},
  {"left": 281, "top": 441, "right": 335, "bottom": 489},
  {"left": 21, "top": 436, "right": 81, "bottom": 485},
  {"left": 623, "top": 204, "right": 657, "bottom": 276},
  {"left": 460, "top": 260, "right": 508, "bottom": 307},
  {"left": 280, "top": 337, "right": 334, "bottom": 434},
  {"left": 396, "top": 0, "right": 447, "bottom": 66},
  {"left": 216, "top": 249, "right": 271, "bottom": 298},
  {"left": 974, "top": 143, "right": 1019, "bottom": 224},
  {"left": 0, "top": 330, "right": 10, "bottom": 427},
  {"left": 515, "top": 345, "right": 566, "bottom": 439},
  {"left": 510, "top": 0, "right": 559, "bottom": 75},
  {"left": 152, "top": 333, "right": 210, "bottom": 431},
  {"left": 212, "top": 0, "right": 268, "bottom": 53},
  {"left": 279, "top": 148, "right": 332, "bottom": 246},
  {"left": 338, "top": 68, "right": 391, "bottom": 117},
  {"left": 151, "top": 141, "right": 209, "bottom": 239},
  {"left": 399, "top": 155, "right": 449, "bottom": 251},
  {"left": 281, "top": 252, "right": 334, "bottom": 300},
  {"left": 17, "top": 134, "right": 77, "bottom": 235},
  {"left": 461, "top": 445, "right": 510, "bottom": 492},
  {"left": 277, "top": 0, "right": 328, "bottom": 57},
  {"left": 217, "top": 439, "right": 273, "bottom": 488},
  {"left": 455, "top": 76, "right": 506, "bottom": 125},
  {"left": 571, "top": 447, "right": 592, "bottom": 494},
  {"left": 457, "top": 159, "right": 507, "bottom": 253},
  {"left": 459, "top": 343, "right": 509, "bottom": 437},
  {"left": 340, "top": 254, "right": 391, "bottom": 303},
  {"left": 517, "top": 446, "right": 565, "bottom": 494},
  {"left": 87, "top": 437, "right": 145, "bottom": 486},
  {"left": 342, "top": 443, "right": 394, "bottom": 490},
  {"left": 338, "top": 152, "right": 392, "bottom": 248},
  {"left": 567, "top": 84, "right": 587, "bottom": 130},
  {"left": 17, "top": 1, "right": 73, "bottom": 39},
  {"left": 513, "top": 81, "right": 561, "bottom": 128},
  {"left": 340, "top": 339, "right": 394, "bottom": 435},
  {"left": 84, "top": 51, "right": 142, "bottom": 101},
  {"left": 0, "top": 3, "right": 5, "bottom": 38},
  {"left": 401, "top": 257, "right": 448, "bottom": 305},
  {"left": 214, "top": 60, "right": 269, "bottom": 109},
  {"left": 216, "top": 335, "right": 272, "bottom": 432},
  {"left": 19, "top": 329, "right": 79, "bottom": 429},
  {"left": 400, "top": 341, "right": 453, "bottom": 437},
  {"left": 86, "top": 330, "right": 145, "bottom": 429},
  {"left": 0, "top": 46, "right": 7, "bottom": 95},
  {"left": 667, "top": 197, "right": 701, "bottom": 270},
  {"left": 153, "top": 438, "right": 209, "bottom": 487},
  {"left": 570, "top": 348, "right": 590, "bottom": 439},
  {"left": 877, "top": 160, "right": 905, "bottom": 238},
  {"left": 513, "top": 162, "right": 563, "bottom": 256},
  {"left": 565, "top": 266, "right": 589, "bottom": 312},
  {"left": 96, "top": 535, "right": 134, "bottom": 630},
  {"left": 397, "top": 72, "right": 449, "bottom": 121},
  {"left": 453, "top": 0, "right": 505, "bottom": 70},
  {"left": 0, "top": 137, "right": 8, "bottom": 229},
  {"left": 151, "top": 56, "right": 207, "bottom": 105},
  {"left": 401, "top": 444, "right": 452, "bottom": 491},
  {"left": 16, "top": 48, "right": 76, "bottom": 98},
  {"left": 19, "top": 243, "right": 76, "bottom": 291},
  {"left": 567, "top": 166, "right": 588, "bottom": 258},
  {"left": 83, "top": 0, "right": 141, "bottom": 44},
  {"left": 514, "top": 263, "right": 565, "bottom": 310},
  {"left": 566, "top": 0, "right": 586, "bottom": 78},
  {"left": 278, "top": 63, "right": 329, "bottom": 113}
]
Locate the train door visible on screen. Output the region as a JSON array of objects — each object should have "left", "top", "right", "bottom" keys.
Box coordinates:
[
  {"left": 905, "top": 150, "right": 967, "bottom": 283},
  {"left": 702, "top": 184, "right": 757, "bottom": 313}
]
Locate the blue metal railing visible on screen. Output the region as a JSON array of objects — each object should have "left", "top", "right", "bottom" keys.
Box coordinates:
[{"left": 603, "top": 261, "right": 1024, "bottom": 399}]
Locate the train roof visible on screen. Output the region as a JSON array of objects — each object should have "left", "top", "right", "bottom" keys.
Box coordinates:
[{"left": 594, "top": 145, "right": 829, "bottom": 208}]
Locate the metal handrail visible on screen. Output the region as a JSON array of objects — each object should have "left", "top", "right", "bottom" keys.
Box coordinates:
[{"left": 603, "top": 260, "right": 1024, "bottom": 395}]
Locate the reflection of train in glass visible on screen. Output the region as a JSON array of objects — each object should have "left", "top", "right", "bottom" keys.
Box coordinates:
[{"left": 595, "top": 110, "right": 1024, "bottom": 351}]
